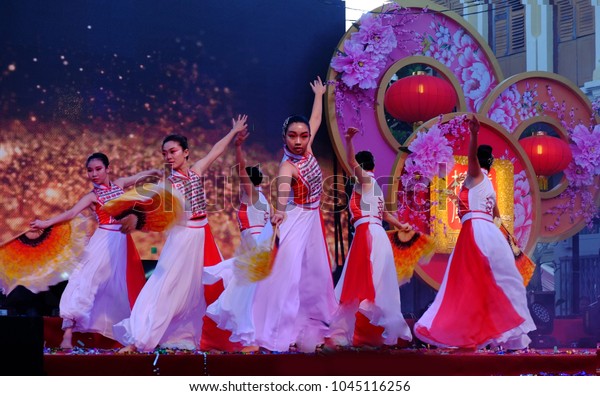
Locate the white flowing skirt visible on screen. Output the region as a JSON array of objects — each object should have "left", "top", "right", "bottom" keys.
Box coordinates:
[
  {"left": 415, "top": 218, "right": 536, "bottom": 349},
  {"left": 251, "top": 202, "right": 338, "bottom": 352},
  {"left": 205, "top": 223, "right": 273, "bottom": 345},
  {"left": 113, "top": 219, "right": 210, "bottom": 351},
  {"left": 60, "top": 224, "right": 132, "bottom": 339}
]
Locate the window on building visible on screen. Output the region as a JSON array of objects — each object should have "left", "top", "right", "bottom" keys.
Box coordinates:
[
  {"left": 430, "top": 0, "right": 464, "bottom": 17},
  {"left": 492, "top": 0, "right": 525, "bottom": 57},
  {"left": 556, "top": 0, "right": 594, "bottom": 42},
  {"left": 555, "top": 0, "right": 595, "bottom": 86}
]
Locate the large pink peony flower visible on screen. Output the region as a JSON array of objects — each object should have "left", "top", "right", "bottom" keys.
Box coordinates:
[
  {"left": 458, "top": 47, "right": 495, "bottom": 111},
  {"left": 563, "top": 124, "right": 600, "bottom": 188},
  {"left": 331, "top": 39, "right": 382, "bottom": 89},
  {"left": 354, "top": 15, "right": 397, "bottom": 62},
  {"left": 452, "top": 28, "right": 476, "bottom": 53},
  {"left": 402, "top": 124, "right": 454, "bottom": 187},
  {"left": 564, "top": 160, "right": 595, "bottom": 188},
  {"left": 452, "top": 29, "right": 496, "bottom": 111},
  {"left": 570, "top": 124, "right": 600, "bottom": 173},
  {"left": 489, "top": 86, "right": 521, "bottom": 132}
]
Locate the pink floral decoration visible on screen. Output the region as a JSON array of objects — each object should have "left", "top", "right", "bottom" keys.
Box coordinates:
[
  {"left": 330, "top": 12, "right": 398, "bottom": 90},
  {"left": 331, "top": 39, "right": 383, "bottom": 90},
  {"left": 423, "top": 22, "right": 455, "bottom": 66},
  {"left": 353, "top": 15, "right": 398, "bottom": 62},
  {"left": 518, "top": 82, "right": 540, "bottom": 120},
  {"left": 563, "top": 160, "right": 594, "bottom": 188},
  {"left": 545, "top": 85, "right": 569, "bottom": 130},
  {"left": 492, "top": 83, "right": 600, "bottom": 231},
  {"left": 569, "top": 124, "right": 600, "bottom": 176},
  {"left": 457, "top": 46, "right": 494, "bottom": 111},
  {"left": 497, "top": 150, "right": 533, "bottom": 249},
  {"left": 331, "top": 81, "right": 374, "bottom": 131},
  {"left": 399, "top": 115, "right": 468, "bottom": 229},
  {"left": 545, "top": 96, "right": 600, "bottom": 230},
  {"left": 489, "top": 85, "right": 521, "bottom": 132},
  {"left": 330, "top": 6, "right": 426, "bottom": 128},
  {"left": 489, "top": 83, "right": 542, "bottom": 133},
  {"left": 402, "top": 124, "right": 454, "bottom": 187},
  {"left": 419, "top": 20, "right": 497, "bottom": 112}
]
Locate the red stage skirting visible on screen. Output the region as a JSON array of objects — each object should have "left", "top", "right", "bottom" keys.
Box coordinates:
[
  {"left": 41, "top": 317, "right": 599, "bottom": 376},
  {"left": 44, "top": 349, "right": 599, "bottom": 376}
]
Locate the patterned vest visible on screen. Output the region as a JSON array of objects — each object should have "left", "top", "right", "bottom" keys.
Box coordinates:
[
  {"left": 92, "top": 182, "right": 125, "bottom": 225},
  {"left": 168, "top": 169, "right": 207, "bottom": 219},
  {"left": 287, "top": 152, "right": 323, "bottom": 205}
]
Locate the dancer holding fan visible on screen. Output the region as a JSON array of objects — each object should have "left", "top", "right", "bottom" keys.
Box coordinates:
[
  {"left": 29, "top": 152, "right": 160, "bottom": 348},
  {"left": 114, "top": 115, "right": 248, "bottom": 352}
]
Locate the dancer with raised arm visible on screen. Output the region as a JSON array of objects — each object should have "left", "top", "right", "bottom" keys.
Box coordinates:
[
  {"left": 205, "top": 130, "right": 271, "bottom": 349},
  {"left": 414, "top": 115, "right": 535, "bottom": 350},
  {"left": 328, "top": 126, "right": 413, "bottom": 348},
  {"left": 251, "top": 77, "right": 338, "bottom": 352},
  {"left": 115, "top": 115, "right": 248, "bottom": 352}
]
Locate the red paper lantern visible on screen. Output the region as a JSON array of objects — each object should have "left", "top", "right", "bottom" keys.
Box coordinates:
[
  {"left": 384, "top": 74, "right": 456, "bottom": 123},
  {"left": 519, "top": 132, "right": 572, "bottom": 190},
  {"left": 519, "top": 132, "right": 572, "bottom": 176}
]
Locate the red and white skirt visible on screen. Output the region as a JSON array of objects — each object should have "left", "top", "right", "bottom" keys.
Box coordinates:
[{"left": 414, "top": 214, "right": 536, "bottom": 349}]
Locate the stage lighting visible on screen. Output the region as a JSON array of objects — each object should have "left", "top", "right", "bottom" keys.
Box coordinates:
[{"left": 527, "top": 291, "right": 555, "bottom": 335}]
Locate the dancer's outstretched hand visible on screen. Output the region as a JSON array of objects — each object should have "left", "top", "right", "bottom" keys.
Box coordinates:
[
  {"left": 30, "top": 219, "right": 50, "bottom": 230},
  {"left": 231, "top": 114, "right": 249, "bottom": 135},
  {"left": 468, "top": 114, "right": 480, "bottom": 135},
  {"left": 310, "top": 76, "right": 326, "bottom": 96},
  {"left": 345, "top": 127, "right": 359, "bottom": 140},
  {"left": 235, "top": 130, "right": 249, "bottom": 146}
]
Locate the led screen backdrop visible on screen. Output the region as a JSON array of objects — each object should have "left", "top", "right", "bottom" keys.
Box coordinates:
[{"left": 0, "top": 0, "right": 346, "bottom": 260}]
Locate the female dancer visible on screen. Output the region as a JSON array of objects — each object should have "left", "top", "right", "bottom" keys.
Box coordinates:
[
  {"left": 114, "top": 115, "right": 248, "bottom": 352},
  {"left": 328, "top": 127, "right": 413, "bottom": 348},
  {"left": 234, "top": 133, "right": 271, "bottom": 243},
  {"left": 205, "top": 130, "right": 271, "bottom": 347},
  {"left": 30, "top": 152, "right": 159, "bottom": 348},
  {"left": 251, "top": 77, "right": 338, "bottom": 352},
  {"left": 414, "top": 115, "right": 535, "bottom": 350}
]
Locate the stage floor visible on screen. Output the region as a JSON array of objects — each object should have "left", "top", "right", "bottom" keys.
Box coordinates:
[
  {"left": 43, "top": 347, "right": 599, "bottom": 376},
  {"left": 32, "top": 317, "right": 599, "bottom": 376}
]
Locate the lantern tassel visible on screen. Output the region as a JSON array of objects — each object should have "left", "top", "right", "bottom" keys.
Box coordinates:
[{"left": 537, "top": 175, "right": 548, "bottom": 191}]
